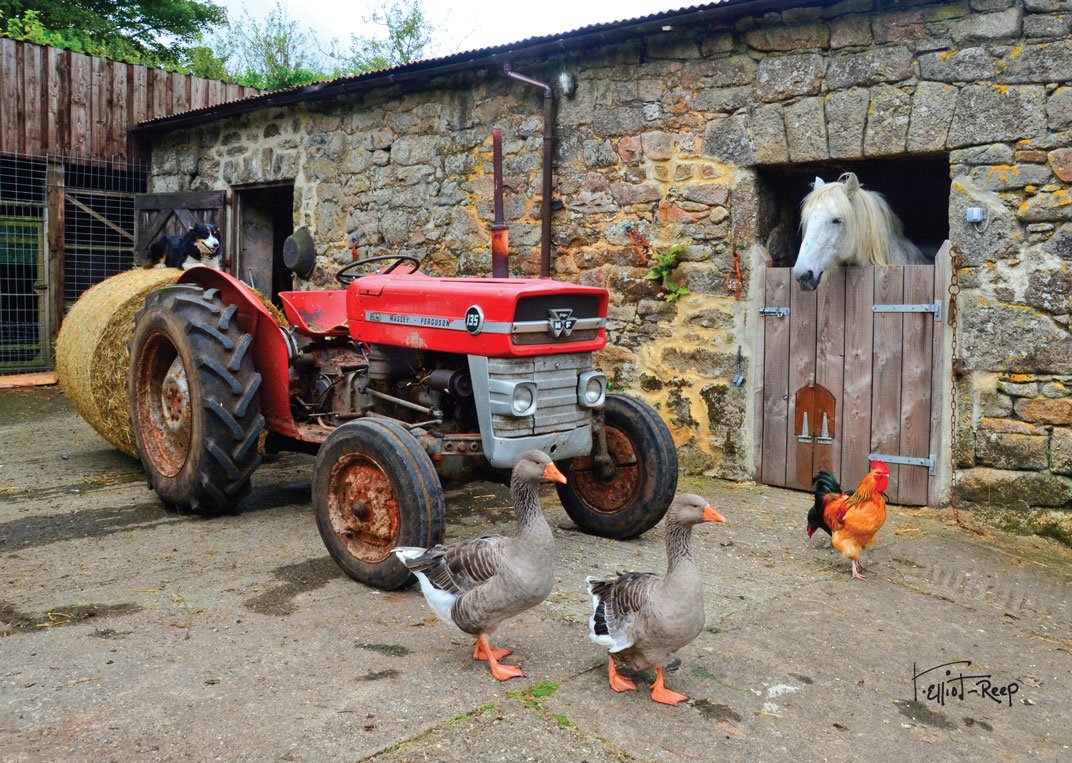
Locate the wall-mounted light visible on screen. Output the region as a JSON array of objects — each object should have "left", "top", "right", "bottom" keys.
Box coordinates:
[{"left": 557, "top": 71, "right": 577, "bottom": 99}]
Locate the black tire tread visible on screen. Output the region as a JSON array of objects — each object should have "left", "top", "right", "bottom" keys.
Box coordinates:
[{"left": 129, "top": 285, "right": 264, "bottom": 517}]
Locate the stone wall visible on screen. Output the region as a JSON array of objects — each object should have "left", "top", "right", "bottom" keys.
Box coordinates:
[{"left": 149, "top": 0, "right": 1072, "bottom": 521}]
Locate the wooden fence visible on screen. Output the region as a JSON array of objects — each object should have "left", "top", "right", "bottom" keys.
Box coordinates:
[{"left": 0, "top": 38, "right": 261, "bottom": 162}]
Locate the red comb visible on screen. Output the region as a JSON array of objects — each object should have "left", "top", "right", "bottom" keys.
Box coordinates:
[{"left": 870, "top": 460, "right": 889, "bottom": 473}]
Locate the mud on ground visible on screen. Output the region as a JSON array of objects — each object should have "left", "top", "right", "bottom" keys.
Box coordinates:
[{"left": 1, "top": 388, "right": 1070, "bottom": 761}]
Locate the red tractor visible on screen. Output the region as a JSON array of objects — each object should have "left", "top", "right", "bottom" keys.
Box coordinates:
[{"left": 128, "top": 253, "right": 677, "bottom": 590}]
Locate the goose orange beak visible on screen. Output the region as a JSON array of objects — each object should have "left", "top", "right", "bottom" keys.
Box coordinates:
[
  {"left": 543, "top": 462, "right": 567, "bottom": 484},
  {"left": 702, "top": 505, "right": 725, "bottom": 523}
]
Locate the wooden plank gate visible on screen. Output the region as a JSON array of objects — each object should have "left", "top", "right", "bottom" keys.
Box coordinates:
[
  {"left": 754, "top": 244, "right": 950, "bottom": 506},
  {"left": 134, "top": 192, "right": 227, "bottom": 267}
]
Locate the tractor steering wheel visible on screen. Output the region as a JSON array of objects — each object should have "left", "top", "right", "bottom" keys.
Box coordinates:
[{"left": 335, "top": 254, "right": 422, "bottom": 285}]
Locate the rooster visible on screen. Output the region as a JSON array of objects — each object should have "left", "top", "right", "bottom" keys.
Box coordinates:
[{"left": 806, "top": 461, "right": 890, "bottom": 581}]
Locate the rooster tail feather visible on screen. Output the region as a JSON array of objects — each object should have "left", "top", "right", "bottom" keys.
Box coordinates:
[{"left": 807, "top": 471, "right": 841, "bottom": 537}]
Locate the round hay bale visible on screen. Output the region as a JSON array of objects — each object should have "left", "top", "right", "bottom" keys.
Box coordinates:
[
  {"left": 253, "top": 289, "right": 290, "bottom": 328},
  {"left": 56, "top": 268, "right": 288, "bottom": 458},
  {"left": 57, "top": 269, "right": 182, "bottom": 458}
]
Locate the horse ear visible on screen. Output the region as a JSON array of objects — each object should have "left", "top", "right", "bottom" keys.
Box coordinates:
[
  {"left": 813, "top": 176, "right": 825, "bottom": 189},
  {"left": 841, "top": 172, "right": 860, "bottom": 197}
]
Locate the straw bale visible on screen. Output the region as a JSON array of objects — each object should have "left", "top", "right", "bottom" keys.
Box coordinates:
[
  {"left": 56, "top": 269, "right": 182, "bottom": 457},
  {"left": 57, "top": 269, "right": 289, "bottom": 458}
]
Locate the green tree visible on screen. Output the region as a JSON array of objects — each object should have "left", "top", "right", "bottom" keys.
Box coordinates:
[
  {"left": 0, "top": 1, "right": 226, "bottom": 66},
  {"left": 335, "top": 0, "right": 436, "bottom": 73},
  {"left": 217, "top": 1, "right": 325, "bottom": 89}
]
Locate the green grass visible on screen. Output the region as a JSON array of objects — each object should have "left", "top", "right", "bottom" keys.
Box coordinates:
[{"left": 447, "top": 703, "right": 495, "bottom": 726}]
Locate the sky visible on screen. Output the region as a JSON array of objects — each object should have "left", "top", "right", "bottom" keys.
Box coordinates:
[{"left": 214, "top": 0, "right": 690, "bottom": 58}]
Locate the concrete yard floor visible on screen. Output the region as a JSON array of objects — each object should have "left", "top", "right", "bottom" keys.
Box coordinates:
[{"left": 1, "top": 387, "right": 1070, "bottom": 761}]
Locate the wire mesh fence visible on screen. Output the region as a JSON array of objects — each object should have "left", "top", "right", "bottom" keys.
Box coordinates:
[
  {"left": 0, "top": 154, "right": 48, "bottom": 372},
  {"left": 0, "top": 151, "right": 146, "bottom": 374},
  {"left": 61, "top": 156, "right": 148, "bottom": 306}
]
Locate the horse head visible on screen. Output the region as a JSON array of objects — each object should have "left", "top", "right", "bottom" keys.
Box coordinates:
[{"left": 793, "top": 173, "right": 861, "bottom": 291}]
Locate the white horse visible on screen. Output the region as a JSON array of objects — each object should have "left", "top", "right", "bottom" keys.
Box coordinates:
[{"left": 793, "top": 173, "right": 926, "bottom": 291}]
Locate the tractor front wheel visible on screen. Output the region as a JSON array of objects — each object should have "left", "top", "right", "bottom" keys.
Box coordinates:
[
  {"left": 313, "top": 419, "right": 446, "bottom": 590},
  {"left": 556, "top": 394, "right": 677, "bottom": 539},
  {"left": 129, "top": 285, "right": 264, "bottom": 516}
]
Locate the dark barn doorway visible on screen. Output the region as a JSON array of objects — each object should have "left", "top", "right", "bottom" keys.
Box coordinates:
[
  {"left": 756, "top": 156, "right": 951, "bottom": 267},
  {"left": 235, "top": 183, "right": 294, "bottom": 305}
]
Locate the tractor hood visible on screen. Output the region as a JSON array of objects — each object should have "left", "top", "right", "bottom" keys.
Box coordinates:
[{"left": 348, "top": 273, "right": 609, "bottom": 357}]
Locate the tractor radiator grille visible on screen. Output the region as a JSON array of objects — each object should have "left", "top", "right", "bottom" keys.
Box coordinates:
[
  {"left": 512, "top": 294, "right": 601, "bottom": 345},
  {"left": 488, "top": 353, "right": 592, "bottom": 436}
]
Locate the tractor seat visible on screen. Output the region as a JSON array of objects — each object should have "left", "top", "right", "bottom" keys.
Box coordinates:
[{"left": 278, "top": 290, "right": 350, "bottom": 339}]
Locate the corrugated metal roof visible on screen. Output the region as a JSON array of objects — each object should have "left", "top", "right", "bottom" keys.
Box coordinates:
[{"left": 133, "top": 0, "right": 795, "bottom": 132}]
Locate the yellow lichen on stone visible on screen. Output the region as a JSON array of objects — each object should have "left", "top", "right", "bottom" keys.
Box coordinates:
[
  {"left": 631, "top": 293, "right": 737, "bottom": 457},
  {"left": 989, "top": 164, "right": 1020, "bottom": 179}
]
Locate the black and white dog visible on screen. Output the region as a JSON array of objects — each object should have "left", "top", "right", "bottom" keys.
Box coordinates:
[{"left": 142, "top": 222, "right": 222, "bottom": 270}]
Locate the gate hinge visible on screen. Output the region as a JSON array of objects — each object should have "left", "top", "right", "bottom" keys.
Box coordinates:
[
  {"left": 872, "top": 300, "right": 942, "bottom": 321},
  {"left": 868, "top": 452, "right": 937, "bottom": 476},
  {"left": 759, "top": 306, "right": 789, "bottom": 318}
]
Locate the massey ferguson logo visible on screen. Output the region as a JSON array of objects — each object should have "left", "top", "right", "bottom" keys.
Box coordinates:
[{"left": 547, "top": 308, "right": 577, "bottom": 338}]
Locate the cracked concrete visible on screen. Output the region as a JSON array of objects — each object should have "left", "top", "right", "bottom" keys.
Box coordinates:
[{"left": 1, "top": 387, "right": 1070, "bottom": 761}]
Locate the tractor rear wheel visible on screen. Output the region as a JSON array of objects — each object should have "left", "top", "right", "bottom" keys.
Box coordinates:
[
  {"left": 129, "top": 285, "right": 264, "bottom": 516},
  {"left": 556, "top": 394, "right": 677, "bottom": 539},
  {"left": 313, "top": 419, "right": 446, "bottom": 590}
]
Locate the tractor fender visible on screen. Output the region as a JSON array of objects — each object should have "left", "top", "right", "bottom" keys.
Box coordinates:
[{"left": 177, "top": 267, "right": 300, "bottom": 438}]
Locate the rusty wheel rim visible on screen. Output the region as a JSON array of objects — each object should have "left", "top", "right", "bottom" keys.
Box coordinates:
[
  {"left": 134, "top": 332, "right": 191, "bottom": 478},
  {"left": 326, "top": 453, "right": 400, "bottom": 564},
  {"left": 569, "top": 426, "right": 642, "bottom": 514}
]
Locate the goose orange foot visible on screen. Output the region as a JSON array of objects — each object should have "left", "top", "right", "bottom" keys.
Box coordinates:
[
  {"left": 473, "top": 640, "right": 512, "bottom": 661},
  {"left": 476, "top": 634, "right": 524, "bottom": 681},
  {"left": 650, "top": 667, "right": 688, "bottom": 706},
  {"left": 607, "top": 658, "right": 636, "bottom": 692}
]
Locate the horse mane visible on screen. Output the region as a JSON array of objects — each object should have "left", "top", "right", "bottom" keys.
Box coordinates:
[{"left": 801, "top": 173, "right": 906, "bottom": 267}]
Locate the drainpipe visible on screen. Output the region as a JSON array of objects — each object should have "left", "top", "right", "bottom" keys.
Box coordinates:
[{"left": 504, "top": 63, "right": 554, "bottom": 278}]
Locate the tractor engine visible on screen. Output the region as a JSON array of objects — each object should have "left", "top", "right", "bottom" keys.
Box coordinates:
[{"left": 287, "top": 340, "right": 477, "bottom": 434}]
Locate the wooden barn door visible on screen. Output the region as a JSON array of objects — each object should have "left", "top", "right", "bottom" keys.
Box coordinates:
[
  {"left": 755, "top": 246, "right": 949, "bottom": 506},
  {"left": 134, "top": 192, "right": 227, "bottom": 267}
]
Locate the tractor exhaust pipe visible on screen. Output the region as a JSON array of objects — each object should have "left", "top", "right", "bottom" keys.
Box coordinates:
[
  {"left": 504, "top": 64, "right": 553, "bottom": 278},
  {"left": 491, "top": 128, "right": 509, "bottom": 278}
]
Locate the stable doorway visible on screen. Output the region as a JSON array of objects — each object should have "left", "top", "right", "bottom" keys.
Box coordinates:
[{"left": 234, "top": 184, "right": 295, "bottom": 304}]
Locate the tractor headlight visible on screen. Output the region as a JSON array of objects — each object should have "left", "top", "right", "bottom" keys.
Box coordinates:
[
  {"left": 577, "top": 371, "right": 607, "bottom": 408},
  {"left": 510, "top": 382, "right": 538, "bottom": 416},
  {"left": 488, "top": 379, "right": 539, "bottom": 418}
]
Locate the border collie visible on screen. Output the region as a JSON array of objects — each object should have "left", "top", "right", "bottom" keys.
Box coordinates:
[{"left": 142, "top": 222, "right": 221, "bottom": 270}]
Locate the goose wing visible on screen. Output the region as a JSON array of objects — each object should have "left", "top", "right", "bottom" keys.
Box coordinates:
[
  {"left": 398, "top": 535, "right": 509, "bottom": 596},
  {"left": 586, "top": 571, "right": 658, "bottom": 653}
]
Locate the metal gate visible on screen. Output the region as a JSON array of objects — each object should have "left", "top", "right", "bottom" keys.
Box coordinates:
[
  {"left": 0, "top": 155, "right": 48, "bottom": 372},
  {"left": 0, "top": 216, "right": 47, "bottom": 371},
  {"left": 754, "top": 244, "right": 950, "bottom": 506}
]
